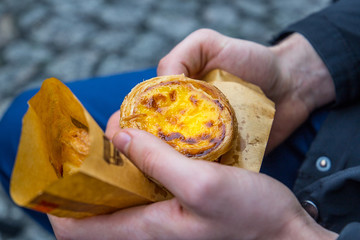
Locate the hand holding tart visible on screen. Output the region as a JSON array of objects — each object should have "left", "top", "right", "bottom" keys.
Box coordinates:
[{"left": 119, "top": 74, "right": 237, "bottom": 162}]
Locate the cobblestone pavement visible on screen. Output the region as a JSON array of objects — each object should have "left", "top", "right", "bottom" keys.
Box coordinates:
[{"left": 0, "top": 0, "right": 330, "bottom": 239}]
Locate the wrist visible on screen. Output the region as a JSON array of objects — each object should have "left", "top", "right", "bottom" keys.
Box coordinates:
[
  {"left": 270, "top": 33, "right": 335, "bottom": 113},
  {"left": 273, "top": 210, "right": 338, "bottom": 240}
]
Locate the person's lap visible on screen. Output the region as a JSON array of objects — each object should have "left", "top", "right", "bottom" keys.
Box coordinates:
[{"left": 0, "top": 67, "right": 327, "bottom": 232}]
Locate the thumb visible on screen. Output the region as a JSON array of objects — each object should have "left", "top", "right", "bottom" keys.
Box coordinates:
[{"left": 112, "top": 128, "right": 201, "bottom": 198}]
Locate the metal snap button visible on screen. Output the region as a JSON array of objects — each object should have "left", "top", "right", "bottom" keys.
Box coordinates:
[
  {"left": 301, "top": 200, "right": 319, "bottom": 221},
  {"left": 316, "top": 156, "right": 331, "bottom": 172}
]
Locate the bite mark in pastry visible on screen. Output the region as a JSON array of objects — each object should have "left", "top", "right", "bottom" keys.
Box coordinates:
[
  {"left": 120, "top": 75, "right": 236, "bottom": 161},
  {"left": 60, "top": 127, "right": 90, "bottom": 177},
  {"left": 58, "top": 118, "right": 90, "bottom": 177}
]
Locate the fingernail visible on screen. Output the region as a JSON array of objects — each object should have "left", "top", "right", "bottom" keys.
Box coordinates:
[{"left": 112, "top": 131, "right": 131, "bottom": 155}]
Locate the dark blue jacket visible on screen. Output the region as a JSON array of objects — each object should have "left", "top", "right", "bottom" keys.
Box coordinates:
[{"left": 276, "top": 0, "right": 360, "bottom": 238}]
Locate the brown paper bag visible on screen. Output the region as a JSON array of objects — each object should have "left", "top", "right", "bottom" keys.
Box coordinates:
[
  {"left": 10, "top": 78, "right": 171, "bottom": 218},
  {"left": 10, "top": 70, "right": 274, "bottom": 218},
  {"left": 203, "top": 69, "right": 275, "bottom": 172}
]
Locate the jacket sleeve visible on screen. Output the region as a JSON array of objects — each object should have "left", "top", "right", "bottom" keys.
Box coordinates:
[
  {"left": 273, "top": 0, "right": 360, "bottom": 107},
  {"left": 337, "top": 222, "right": 360, "bottom": 240}
]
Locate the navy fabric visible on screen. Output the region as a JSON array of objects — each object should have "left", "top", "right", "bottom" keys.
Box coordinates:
[
  {"left": 261, "top": 109, "right": 328, "bottom": 189},
  {"left": 337, "top": 222, "right": 360, "bottom": 240}
]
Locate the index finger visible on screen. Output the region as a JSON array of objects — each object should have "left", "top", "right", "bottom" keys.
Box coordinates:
[{"left": 157, "top": 29, "right": 222, "bottom": 79}]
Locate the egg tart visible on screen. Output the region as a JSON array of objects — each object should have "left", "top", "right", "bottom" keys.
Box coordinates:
[{"left": 120, "top": 74, "right": 236, "bottom": 161}]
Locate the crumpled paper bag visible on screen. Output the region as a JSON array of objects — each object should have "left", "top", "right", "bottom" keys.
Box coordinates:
[{"left": 10, "top": 78, "right": 171, "bottom": 218}]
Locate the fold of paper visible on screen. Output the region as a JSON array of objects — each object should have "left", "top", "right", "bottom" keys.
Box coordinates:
[{"left": 203, "top": 69, "right": 275, "bottom": 172}]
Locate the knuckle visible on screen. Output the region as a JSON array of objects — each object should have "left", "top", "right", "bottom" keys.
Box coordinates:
[
  {"left": 157, "top": 57, "right": 167, "bottom": 72},
  {"left": 192, "top": 28, "right": 217, "bottom": 38},
  {"left": 184, "top": 165, "right": 222, "bottom": 209},
  {"left": 140, "top": 147, "right": 162, "bottom": 177}
]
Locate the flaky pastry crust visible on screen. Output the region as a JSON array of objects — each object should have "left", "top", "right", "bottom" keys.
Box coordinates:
[
  {"left": 60, "top": 126, "right": 90, "bottom": 177},
  {"left": 120, "top": 75, "right": 236, "bottom": 161}
]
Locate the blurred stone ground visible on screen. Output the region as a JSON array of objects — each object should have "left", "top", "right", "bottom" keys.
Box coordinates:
[{"left": 0, "top": 0, "right": 329, "bottom": 239}]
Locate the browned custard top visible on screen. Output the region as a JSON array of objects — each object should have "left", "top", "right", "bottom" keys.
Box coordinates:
[{"left": 120, "top": 75, "right": 235, "bottom": 161}]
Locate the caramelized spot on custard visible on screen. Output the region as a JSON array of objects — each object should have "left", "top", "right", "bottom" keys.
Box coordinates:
[
  {"left": 153, "top": 94, "right": 167, "bottom": 104},
  {"left": 205, "top": 120, "right": 214, "bottom": 128},
  {"left": 169, "top": 90, "right": 177, "bottom": 101},
  {"left": 213, "top": 99, "right": 224, "bottom": 110},
  {"left": 189, "top": 95, "right": 199, "bottom": 106},
  {"left": 158, "top": 131, "right": 183, "bottom": 141},
  {"left": 142, "top": 94, "right": 167, "bottom": 111},
  {"left": 185, "top": 138, "right": 197, "bottom": 144},
  {"left": 200, "top": 133, "right": 211, "bottom": 140},
  {"left": 168, "top": 116, "right": 178, "bottom": 125}
]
